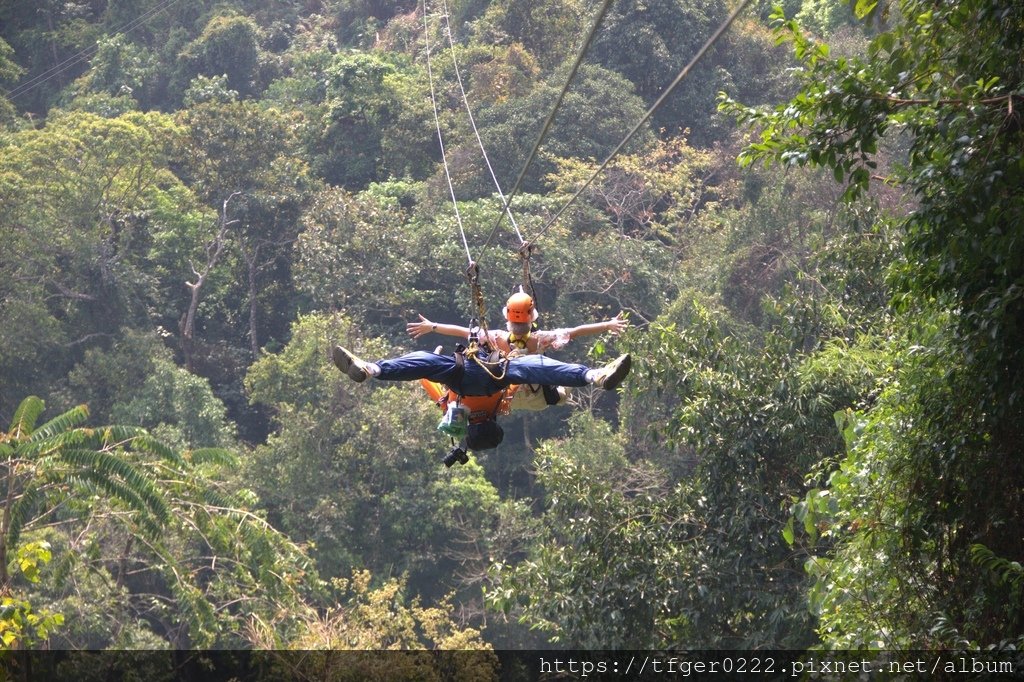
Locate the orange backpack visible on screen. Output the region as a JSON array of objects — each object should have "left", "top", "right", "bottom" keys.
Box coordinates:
[{"left": 419, "top": 379, "right": 518, "bottom": 423}]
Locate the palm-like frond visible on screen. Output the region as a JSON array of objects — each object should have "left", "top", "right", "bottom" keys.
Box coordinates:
[
  {"left": 66, "top": 470, "right": 166, "bottom": 539},
  {"left": 187, "top": 448, "right": 237, "bottom": 467},
  {"left": 2, "top": 396, "right": 314, "bottom": 645},
  {"left": 8, "top": 396, "right": 46, "bottom": 439},
  {"left": 96, "top": 425, "right": 148, "bottom": 445},
  {"left": 6, "top": 484, "right": 44, "bottom": 550},
  {"left": 56, "top": 448, "right": 170, "bottom": 525},
  {"left": 128, "top": 432, "right": 184, "bottom": 465},
  {"left": 971, "top": 543, "right": 1024, "bottom": 591},
  {"left": 19, "top": 427, "right": 94, "bottom": 459},
  {"left": 28, "top": 404, "right": 90, "bottom": 443},
  {"left": 23, "top": 425, "right": 151, "bottom": 460},
  {"left": 197, "top": 486, "right": 239, "bottom": 510}
]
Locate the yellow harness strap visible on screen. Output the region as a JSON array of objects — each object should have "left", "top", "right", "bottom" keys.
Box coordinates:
[{"left": 508, "top": 331, "right": 530, "bottom": 350}]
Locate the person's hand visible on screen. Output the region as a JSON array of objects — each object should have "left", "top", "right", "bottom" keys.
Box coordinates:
[
  {"left": 407, "top": 313, "right": 433, "bottom": 339},
  {"left": 606, "top": 311, "right": 629, "bottom": 336}
]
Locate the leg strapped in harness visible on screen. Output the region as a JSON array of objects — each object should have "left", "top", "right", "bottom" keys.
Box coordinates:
[{"left": 429, "top": 346, "right": 507, "bottom": 454}]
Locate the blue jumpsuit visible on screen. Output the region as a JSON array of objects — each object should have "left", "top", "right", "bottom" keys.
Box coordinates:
[{"left": 374, "top": 351, "right": 589, "bottom": 396}]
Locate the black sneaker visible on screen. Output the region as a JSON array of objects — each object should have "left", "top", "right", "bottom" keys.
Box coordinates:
[
  {"left": 332, "top": 345, "right": 369, "bottom": 383},
  {"left": 592, "top": 354, "right": 632, "bottom": 391}
]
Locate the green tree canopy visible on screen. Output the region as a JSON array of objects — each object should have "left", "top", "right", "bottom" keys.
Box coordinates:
[
  {"left": 0, "top": 110, "right": 196, "bottom": 415},
  {"left": 173, "top": 14, "right": 262, "bottom": 100},
  {"left": 723, "top": 0, "right": 1024, "bottom": 647},
  {"left": 244, "top": 312, "right": 502, "bottom": 603}
]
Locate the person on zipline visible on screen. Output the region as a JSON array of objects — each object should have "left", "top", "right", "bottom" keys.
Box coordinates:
[
  {"left": 331, "top": 345, "right": 631, "bottom": 397},
  {"left": 407, "top": 291, "right": 628, "bottom": 356},
  {"left": 332, "top": 341, "right": 630, "bottom": 465},
  {"left": 405, "top": 291, "right": 628, "bottom": 409},
  {"left": 332, "top": 293, "right": 631, "bottom": 465}
]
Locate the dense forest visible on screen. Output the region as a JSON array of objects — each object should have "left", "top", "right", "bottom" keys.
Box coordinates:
[{"left": 1, "top": 0, "right": 1021, "bottom": 658}]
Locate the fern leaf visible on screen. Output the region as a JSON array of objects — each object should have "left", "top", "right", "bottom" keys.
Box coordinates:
[
  {"left": 186, "top": 448, "right": 237, "bottom": 468},
  {"left": 971, "top": 543, "right": 1024, "bottom": 590},
  {"left": 70, "top": 469, "right": 166, "bottom": 538},
  {"left": 19, "top": 428, "right": 92, "bottom": 459},
  {"left": 7, "top": 485, "right": 44, "bottom": 549},
  {"left": 129, "top": 433, "right": 183, "bottom": 465},
  {"left": 198, "top": 487, "right": 239, "bottom": 510},
  {"left": 9, "top": 396, "right": 46, "bottom": 439},
  {"left": 97, "top": 425, "right": 148, "bottom": 446},
  {"left": 57, "top": 448, "right": 170, "bottom": 523},
  {"left": 28, "top": 406, "right": 90, "bottom": 444}
]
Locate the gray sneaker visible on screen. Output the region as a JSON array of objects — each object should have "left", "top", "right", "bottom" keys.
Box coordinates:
[
  {"left": 592, "top": 354, "right": 632, "bottom": 390},
  {"left": 333, "top": 345, "right": 369, "bottom": 383}
]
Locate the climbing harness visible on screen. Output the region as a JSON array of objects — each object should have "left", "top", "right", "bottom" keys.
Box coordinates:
[
  {"left": 508, "top": 330, "right": 531, "bottom": 351},
  {"left": 422, "top": 373, "right": 516, "bottom": 464}
]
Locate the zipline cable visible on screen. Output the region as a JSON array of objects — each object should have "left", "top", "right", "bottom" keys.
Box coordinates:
[
  {"left": 438, "top": 0, "right": 524, "bottom": 245},
  {"left": 479, "top": 0, "right": 617, "bottom": 256},
  {"left": 422, "top": 0, "right": 493, "bottom": 332},
  {"left": 437, "top": 0, "right": 541, "bottom": 309},
  {"left": 421, "top": 0, "right": 473, "bottom": 267},
  {"left": 3, "top": 0, "right": 185, "bottom": 102},
  {"left": 527, "top": 0, "right": 754, "bottom": 246}
]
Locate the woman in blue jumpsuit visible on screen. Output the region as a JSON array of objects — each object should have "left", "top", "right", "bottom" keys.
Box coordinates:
[{"left": 332, "top": 346, "right": 631, "bottom": 395}]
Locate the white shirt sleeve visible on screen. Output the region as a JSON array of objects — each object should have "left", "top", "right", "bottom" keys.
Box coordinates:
[
  {"left": 486, "top": 329, "right": 509, "bottom": 351},
  {"left": 534, "top": 328, "right": 572, "bottom": 351}
]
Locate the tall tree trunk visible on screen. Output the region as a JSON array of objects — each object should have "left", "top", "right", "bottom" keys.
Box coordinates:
[
  {"left": 247, "top": 252, "right": 260, "bottom": 358},
  {"left": 0, "top": 463, "right": 13, "bottom": 588},
  {"left": 180, "top": 193, "right": 238, "bottom": 371}
]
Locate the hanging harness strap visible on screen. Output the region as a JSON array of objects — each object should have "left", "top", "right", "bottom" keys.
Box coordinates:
[
  {"left": 448, "top": 348, "right": 466, "bottom": 393},
  {"left": 446, "top": 336, "right": 509, "bottom": 396},
  {"left": 463, "top": 262, "right": 511, "bottom": 381},
  {"left": 467, "top": 261, "right": 489, "bottom": 339},
  {"left": 519, "top": 241, "right": 533, "bottom": 286}
]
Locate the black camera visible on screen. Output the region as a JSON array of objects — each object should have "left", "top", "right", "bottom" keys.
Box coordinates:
[{"left": 443, "top": 445, "right": 469, "bottom": 468}]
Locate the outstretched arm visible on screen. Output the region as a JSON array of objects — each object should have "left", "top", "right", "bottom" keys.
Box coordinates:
[
  {"left": 564, "top": 311, "right": 629, "bottom": 339},
  {"left": 406, "top": 313, "right": 471, "bottom": 340}
]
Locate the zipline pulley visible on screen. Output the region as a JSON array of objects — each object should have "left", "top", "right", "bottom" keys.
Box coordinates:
[
  {"left": 518, "top": 241, "right": 539, "bottom": 312},
  {"left": 461, "top": 263, "right": 509, "bottom": 382}
]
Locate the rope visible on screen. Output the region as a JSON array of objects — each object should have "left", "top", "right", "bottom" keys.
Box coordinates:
[
  {"left": 520, "top": 242, "right": 538, "bottom": 304},
  {"left": 470, "top": 349, "right": 508, "bottom": 381},
  {"left": 528, "top": 0, "right": 755, "bottom": 245},
  {"left": 479, "top": 0, "right": 617, "bottom": 257},
  {"left": 421, "top": 0, "right": 473, "bottom": 266},
  {"left": 423, "top": 0, "right": 498, "bottom": 342},
  {"left": 438, "top": 0, "right": 524, "bottom": 244},
  {"left": 4, "top": 0, "right": 185, "bottom": 102},
  {"left": 438, "top": 0, "right": 539, "bottom": 308},
  {"left": 467, "top": 261, "right": 489, "bottom": 328}
]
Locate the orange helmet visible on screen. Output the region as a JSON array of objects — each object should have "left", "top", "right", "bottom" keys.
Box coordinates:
[{"left": 503, "top": 292, "right": 536, "bottom": 323}]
